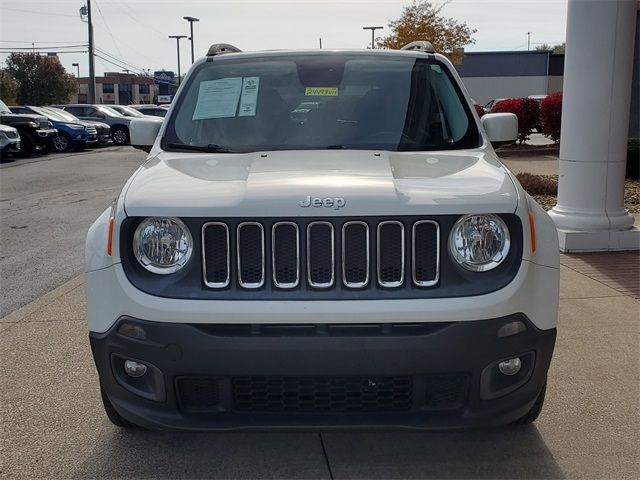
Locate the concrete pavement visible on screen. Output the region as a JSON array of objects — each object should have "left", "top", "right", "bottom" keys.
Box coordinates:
[
  {"left": 0, "top": 146, "right": 146, "bottom": 317},
  {"left": 1, "top": 260, "right": 638, "bottom": 479}
]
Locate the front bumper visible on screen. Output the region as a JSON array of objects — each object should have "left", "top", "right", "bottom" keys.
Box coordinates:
[
  {"left": 92, "top": 314, "right": 555, "bottom": 431},
  {"left": 1, "top": 139, "right": 20, "bottom": 153}
]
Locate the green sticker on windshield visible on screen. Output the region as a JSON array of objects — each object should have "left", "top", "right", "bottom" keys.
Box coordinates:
[{"left": 305, "top": 87, "right": 338, "bottom": 96}]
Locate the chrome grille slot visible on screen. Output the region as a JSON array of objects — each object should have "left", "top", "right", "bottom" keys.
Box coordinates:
[
  {"left": 412, "top": 220, "right": 440, "bottom": 286},
  {"left": 237, "top": 222, "right": 264, "bottom": 288},
  {"left": 342, "top": 221, "right": 369, "bottom": 288},
  {"left": 272, "top": 222, "right": 299, "bottom": 289},
  {"left": 377, "top": 221, "right": 405, "bottom": 287},
  {"left": 307, "top": 221, "right": 335, "bottom": 288},
  {"left": 202, "top": 222, "right": 230, "bottom": 288}
]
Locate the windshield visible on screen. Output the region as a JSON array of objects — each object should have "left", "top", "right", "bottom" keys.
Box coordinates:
[
  {"left": 44, "top": 107, "right": 80, "bottom": 122},
  {"left": 99, "top": 106, "right": 125, "bottom": 117},
  {"left": 29, "top": 106, "right": 70, "bottom": 122},
  {"left": 0, "top": 99, "right": 10, "bottom": 113},
  {"left": 110, "top": 105, "right": 143, "bottom": 117},
  {"left": 164, "top": 54, "right": 478, "bottom": 153}
]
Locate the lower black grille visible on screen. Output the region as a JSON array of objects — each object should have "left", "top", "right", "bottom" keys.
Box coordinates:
[
  {"left": 424, "top": 375, "right": 469, "bottom": 410},
  {"left": 176, "top": 377, "right": 221, "bottom": 412},
  {"left": 232, "top": 376, "right": 413, "bottom": 413}
]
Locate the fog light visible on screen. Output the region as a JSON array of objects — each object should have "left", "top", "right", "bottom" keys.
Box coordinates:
[
  {"left": 498, "top": 357, "right": 522, "bottom": 376},
  {"left": 124, "top": 360, "right": 147, "bottom": 377}
]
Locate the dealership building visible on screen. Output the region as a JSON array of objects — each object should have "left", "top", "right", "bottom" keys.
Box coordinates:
[{"left": 71, "top": 72, "right": 156, "bottom": 105}]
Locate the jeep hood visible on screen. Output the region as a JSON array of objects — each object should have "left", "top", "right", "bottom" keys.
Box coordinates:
[{"left": 124, "top": 150, "right": 519, "bottom": 217}]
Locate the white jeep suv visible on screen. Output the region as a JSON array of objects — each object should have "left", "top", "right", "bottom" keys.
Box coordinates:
[{"left": 85, "top": 42, "right": 559, "bottom": 430}]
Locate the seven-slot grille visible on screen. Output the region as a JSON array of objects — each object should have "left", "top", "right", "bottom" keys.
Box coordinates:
[{"left": 202, "top": 219, "right": 439, "bottom": 290}]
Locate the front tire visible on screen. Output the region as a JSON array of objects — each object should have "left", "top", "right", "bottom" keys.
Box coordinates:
[
  {"left": 112, "top": 126, "right": 129, "bottom": 145},
  {"left": 512, "top": 382, "right": 546, "bottom": 425},
  {"left": 100, "top": 385, "right": 137, "bottom": 428},
  {"left": 52, "top": 132, "right": 72, "bottom": 152}
]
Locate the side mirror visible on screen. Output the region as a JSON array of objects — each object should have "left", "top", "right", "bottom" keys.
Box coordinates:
[
  {"left": 481, "top": 113, "right": 518, "bottom": 148},
  {"left": 130, "top": 117, "right": 163, "bottom": 153}
]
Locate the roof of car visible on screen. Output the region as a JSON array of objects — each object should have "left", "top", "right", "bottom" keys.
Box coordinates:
[{"left": 203, "top": 48, "right": 438, "bottom": 63}]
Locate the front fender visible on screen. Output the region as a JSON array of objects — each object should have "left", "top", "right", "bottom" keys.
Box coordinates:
[{"left": 85, "top": 207, "right": 118, "bottom": 272}]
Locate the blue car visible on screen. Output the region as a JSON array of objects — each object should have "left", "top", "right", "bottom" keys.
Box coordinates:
[{"left": 9, "top": 105, "right": 97, "bottom": 152}]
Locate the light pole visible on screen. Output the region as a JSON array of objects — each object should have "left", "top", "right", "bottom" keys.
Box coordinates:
[
  {"left": 363, "top": 26, "right": 384, "bottom": 49},
  {"left": 168, "top": 35, "right": 187, "bottom": 85},
  {"left": 72, "top": 62, "right": 80, "bottom": 78},
  {"left": 183, "top": 16, "right": 199, "bottom": 63},
  {"left": 527, "top": 31, "right": 532, "bottom": 51}
]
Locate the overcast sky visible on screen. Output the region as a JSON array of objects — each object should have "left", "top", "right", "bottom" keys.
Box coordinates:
[{"left": 0, "top": 0, "right": 568, "bottom": 77}]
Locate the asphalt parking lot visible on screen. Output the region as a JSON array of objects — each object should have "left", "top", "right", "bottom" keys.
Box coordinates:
[{"left": 1, "top": 147, "right": 639, "bottom": 479}]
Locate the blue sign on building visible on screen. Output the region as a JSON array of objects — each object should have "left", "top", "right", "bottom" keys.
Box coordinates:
[{"left": 154, "top": 71, "right": 175, "bottom": 96}]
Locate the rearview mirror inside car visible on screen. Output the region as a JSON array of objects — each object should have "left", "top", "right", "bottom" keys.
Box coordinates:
[
  {"left": 481, "top": 113, "right": 518, "bottom": 148},
  {"left": 130, "top": 117, "right": 163, "bottom": 153}
]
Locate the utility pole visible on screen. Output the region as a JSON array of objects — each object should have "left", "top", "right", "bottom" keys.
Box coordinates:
[
  {"left": 527, "top": 31, "right": 532, "bottom": 51},
  {"left": 87, "top": 0, "right": 96, "bottom": 103},
  {"left": 363, "top": 26, "right": 383, "bottom": 49},
  {"left": 169, "top": 35, "right": 187, "bottom": 85},
  {"left": 183, "top": 16, "right": 199, "bottom": 63},
  {"left": 319, "top": 38, "right": 322, "bottom": 49}
]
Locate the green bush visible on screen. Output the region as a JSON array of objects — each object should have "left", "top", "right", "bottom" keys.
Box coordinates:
[{"left": 627, "top": 138, "right": 639, "bottom": 180}]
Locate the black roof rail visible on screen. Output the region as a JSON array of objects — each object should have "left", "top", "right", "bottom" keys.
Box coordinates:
[
  {"left": 400, "top": 41, "right": 435, "bottom": 53},
  {"left": 206, "top": 43, "right": 242, "bottom": 57}
]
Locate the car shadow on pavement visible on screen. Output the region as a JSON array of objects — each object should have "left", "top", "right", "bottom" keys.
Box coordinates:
[
  {"left": 71, "top": 429, "right": 331, "bottom": 479},
  {"left": 321, "top": 427, "right": 564, "bottom": 479},
  {"left": 69, "top": 425, "right": 562, "bottom": 479}
]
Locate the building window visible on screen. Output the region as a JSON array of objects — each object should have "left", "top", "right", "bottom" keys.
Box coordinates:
[
  {"left": 102, "top": 83, "right": 114, "bottom": 93},
  {"left": 139, "top": 84, "right": 150, "bottom": 94}
]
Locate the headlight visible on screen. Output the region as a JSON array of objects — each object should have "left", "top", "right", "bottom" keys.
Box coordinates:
[
  {"left": 28, "top": 121, "right": 38, "bottom": 128},
  {"left": 133, "top": 217, "right": 193, "bottom": 274},
  {"left": 449, "top": 214, "right": 510, "bottom": 272},
  {"left": 67, "top": 124, "right": 85, "bottom": 130}
]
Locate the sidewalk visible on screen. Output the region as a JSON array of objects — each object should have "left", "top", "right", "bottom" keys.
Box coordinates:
[{"left": 1, "top": 253, "right": 639, "bottom": 479}]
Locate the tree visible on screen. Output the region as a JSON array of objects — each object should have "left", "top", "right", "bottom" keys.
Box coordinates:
[
  {"left": 5, "top": 53, "right": 75, "bottom": 106},
  {"left": 535, "top": 42, "right": 565, "bottom": 54},
  {"left": 377, "top": 1, "right": 476, "bottom": 62},
  {"left": 0, "top": 69, "right": 18, "bottom": 104}
]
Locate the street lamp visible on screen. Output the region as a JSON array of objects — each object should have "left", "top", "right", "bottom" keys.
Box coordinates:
[
  {"left": 183, "top": 16, "right": 200, "bottom": 63},
  {"left": 72, "top": 62, "right": 80, "bottom": 78},
  {"left": 168, "top": 35, "right": 187, "bottom": 85},
  {"left": 363, "top": 26, "right": 384, "bottom": 49}
]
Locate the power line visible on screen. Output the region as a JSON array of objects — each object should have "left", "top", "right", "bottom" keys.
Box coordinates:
[
  {"left": 0, "top": 40, "right": 86, "bottom": 44},
  {"left": 94, "top": 46, "right": 145, "bottom": 72},
  {"left": 93, "top": 0, "right": 124, "bottom": 60},
  {"left": 1, "top": 7, "right": 77, "bottom": 17},
  {"left": 110, "top": 0, "right": 166, "bottom": 39}
]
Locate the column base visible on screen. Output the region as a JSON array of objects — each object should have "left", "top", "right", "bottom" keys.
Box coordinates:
[{"left": 556, "top": 227, "right": 640, "bottom": 252}]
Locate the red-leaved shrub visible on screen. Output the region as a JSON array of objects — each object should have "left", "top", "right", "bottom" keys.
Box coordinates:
[
  {"left": 491, "top": 98, "right": 540, "bottom": 144},
  {"left": 540, "top": 91, "right": 562, "bottom": 143},
  {"left": 473, "top": 104, "right": 485, "bottom": 118}
]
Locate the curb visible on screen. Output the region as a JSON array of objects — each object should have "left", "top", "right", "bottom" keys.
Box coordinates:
[{"left": 0, "top": 274, "right": 85, "bottom": 324}]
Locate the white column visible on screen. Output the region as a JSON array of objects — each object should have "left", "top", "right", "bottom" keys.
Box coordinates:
[{"left": 548, "top": 0, "right": 639, "bottom": 251}]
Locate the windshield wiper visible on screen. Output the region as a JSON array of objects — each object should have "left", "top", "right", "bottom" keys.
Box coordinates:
[{"left": 166, "top": 143, "right": 235, "bottom": 153}]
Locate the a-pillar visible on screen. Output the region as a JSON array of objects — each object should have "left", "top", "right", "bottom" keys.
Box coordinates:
[{"left": 548, "top": 0, "right": 639, "bottom": 251}]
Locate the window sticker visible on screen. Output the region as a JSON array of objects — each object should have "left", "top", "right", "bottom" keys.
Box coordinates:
[
  {"left": 305, "top": 87, "right": 338, "bottom": 96},
  {"left": 238, "top": 76, "right": 260, "bottom": 117},
  {"left": 192, "top": 77, "right": 242, "bottom": 120}
]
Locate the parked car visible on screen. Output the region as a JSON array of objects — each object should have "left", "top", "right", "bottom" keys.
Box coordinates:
[
  {"left": 53, "top": 104, "right": 131, "bottom": 145},
  {"left": 10, "top": 105, "right": 97, "bottom": 152},
  {"left": 107, "top": 105, "right": 154, "bottom": 119},
  {"left": 0, "top": 99, "right": 57, "bottom": 156},
  {"left": 45, "top": 106, "right": 111, "bottom": 145},
  {"left": 87, "top": 42, "right": 559, "bottom": 431},
  {"left": 0, "top": 124, "right": 21, "bottom": 157},
  {"left": 130, "top": 105, "right": 168, "bottom": 118}
]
